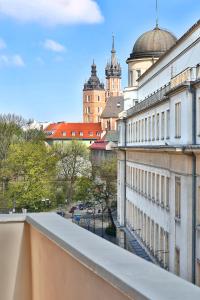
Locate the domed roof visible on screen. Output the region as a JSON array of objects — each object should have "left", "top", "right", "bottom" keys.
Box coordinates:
[{"left": 128, "top": 26, "right": 177, "bottom": 60}]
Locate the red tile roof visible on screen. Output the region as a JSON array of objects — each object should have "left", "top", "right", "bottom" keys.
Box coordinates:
[
  {"left": 90, "top": 140, "right": 109, "bottom": 150},
  {"left": 45, "top": 122, "right": 102, "bottom": 140}
]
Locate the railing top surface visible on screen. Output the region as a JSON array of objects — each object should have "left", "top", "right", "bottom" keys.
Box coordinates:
[{"left": 1, "top": 213, "right": 200, "bottom": 300}]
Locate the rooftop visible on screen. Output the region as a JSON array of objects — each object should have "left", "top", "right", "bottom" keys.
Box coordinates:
[{"left": 45, "top": 122, "right": 102, "bottom": 140}]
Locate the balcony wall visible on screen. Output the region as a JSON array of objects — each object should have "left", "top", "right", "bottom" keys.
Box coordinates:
[{"left": 1, "top": 213, "right": 200, "bottom": 300}]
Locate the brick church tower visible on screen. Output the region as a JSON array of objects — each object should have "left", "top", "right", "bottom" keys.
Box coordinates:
[
  {"left": 83, "top": 62, "right": 106, "bottom": 123},
  {"left": 105, "top": 36, "right": 122, "bottom": 98}
]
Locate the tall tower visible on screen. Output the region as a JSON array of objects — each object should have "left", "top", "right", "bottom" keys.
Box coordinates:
[
  {"left": 105, "top": 36, "right": 122, "bottom": 98},
  {"left": 83, "top": 61, "right": 106, "bottom": 123}
]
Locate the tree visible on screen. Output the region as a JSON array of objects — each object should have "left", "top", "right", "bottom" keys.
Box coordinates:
[
  {"left": 54, "top": 140, "right": 91, "bottom": 203},
  {"left": 3, "top": 141, "right": 58, "bottom": 211},
  {"left": 93, "top": 158, "right": 117, "bottom": 229},
  {"left": 0, "top": 114, "right": 25, "bottom": 162}
]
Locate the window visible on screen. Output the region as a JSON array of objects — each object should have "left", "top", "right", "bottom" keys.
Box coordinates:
[
  {"left": 148, "top": 172, "right": 151, "bottom": 198},
  {"left": 197, "top": 260, "right": 200, "bottom": 287},
  {"left": 136, "top": 69, "right": 141, "bottom": 79},
  {"left": 129, "top": 70, "right": 133, "bottom": 86},
  {"left": 156, "top": 113, "right": 160, "bottom": 140},
  {"left": 71, "top": 131, "right": 76, "bottom": 136},
  {"left": 142, "top": 119, "right": 144, "bottom": 142},
  {"left": 145, "top": 118, "right": 147, "bottom": 141},
  {"left": 152, "top": 115, "right": 155, "bottom": 141},
  {"left": 161, "top": 176, "right": 165, "bottom": 206},
  {"left": 175, "top": 177, "right": 181, "bottom": 219},
  {"left": 152, "top": 173, "right": 155, "bottom": 200},
  {"left": 96, "top": 131, "right": 101, "bottom": 136},
  {"left": 156, "top": 174, "right": 160, "bottom": 203},
  {"left": 166, "top": 177, "right": 170, "bottom": 208},
  {"left": 148, "top": 117, "right": 151, "bottom": 141},
  {"left": 161, "top": 112, "right": 165, "bottom": 140},
  {"left": 62, "top": 131, "right": 66, "bottom": 137},
  {"left": 97, "top": 95, "right": 100, "bottom": 101},
  {"left": 79, "top": 131, "right": 83, "bottom": 136},
  {"left": 86, "top": 95, "right": 90, "bottom": 102},
  {"left": 89, "top": 131, "right": 93, "bottom": 136},
  {"left": 86, "top": 106, "right": 90, "bottom": 114},
  {"left": 166, "top": 109, "right": 170, "bottom": 139},
  {"left": 175, "top": 102, "right": 181, "bottom": 138},
  {"left": 197, "top": 187, "right": 200, "bottom": 225},
  {"left": 175, "top": 247, "right": 180, "bottom": 276}
]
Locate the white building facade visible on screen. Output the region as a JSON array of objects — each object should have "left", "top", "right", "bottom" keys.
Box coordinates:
[{"left": 117, "top": 20, "right": 200, "bottom": 285}]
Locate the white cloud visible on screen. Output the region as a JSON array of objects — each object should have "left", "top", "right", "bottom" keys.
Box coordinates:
[
  {"left": 43, "top": 39, "right": 66, "bottom": 53},
  {"left": 0, "top": 0, "right": 103, "bottom": 26},
  {"left": 0, "top": 54, "right": 25, "bottom": 67},
  {"left": 0, "top": 39, "right": 7, "bottom": 50}
]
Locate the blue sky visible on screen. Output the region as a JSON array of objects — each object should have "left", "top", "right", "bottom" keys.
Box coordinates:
[{"left": 0, "top": 0, "right": 199, "bottom": 122}]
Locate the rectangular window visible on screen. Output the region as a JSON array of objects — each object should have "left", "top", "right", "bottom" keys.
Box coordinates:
[
  {"left": 156, "top": 113, "right": 160, "bottom": 140},
  {"left": 161, "top": 176, "right": 165, "bottom": 206},
  {"left": 148, "top": 117, "right": 151, "bottom": 141},
  {"left": 197, "top": 187, "right": 200, "bottom": 225},
  {"left": 161, "top": 112, "right": 165, "bottom": 140},
  {"left": 144, "top": 171, "right": 147, "bottom": 196},
  {"left": 166, "top": 177, "right": 170, "bottom": 209},
  {"left": 175, "top": 247, "right": 180, "bottom": 276},
  {"left": 197, "top": 260, "right": 200, "bottom": 287},
  {"left": 148, "top": 172, "right": 151, "bottom": 198},
  {"left": 145, "top": 118, "right": 147, "bottom": 141},
  {"left": 97, "top": 95, "right": 100, "bottom": 101},
  {"left": 166, "top": 109, "right": 170, "bottom": 139},
  {"left": 89, "top": 131, "right": 93, "bottom": 136},
  {"left": 139, "top": 120, "right": 141, "bottom": 142},
  {"left": 62, "top": 131, "right": 66, "bottom": 137},
  {"left": 142, "top": 119, "right": 144, "bottom": 142},
  {"left": 152, "top": 115, "right": 155, "bottom": 141},
  {"left": 152, "top": 173, "right": 155, "bottom": 200},
  {"left": 156, "top": 174, "right": 160, "bottom": 203},
  {"left": 79, "top": 131, "right": 83, "bottom": 136},
  {"left": 175, "top": 102, "right": 181, "bottom": 138},
  {"left": 175, "top": 177, "right": 181, "bottom": 219},
  {"left": 71, "top": 131, "right": 76, "bottom": 136},
  {"left": 129, "top": 71, "right": 133, "bottom": 86}
]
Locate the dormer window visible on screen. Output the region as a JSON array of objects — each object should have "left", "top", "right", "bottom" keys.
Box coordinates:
[
  {"left": 62, "top": 131, "right": 66, "bottom": 137},
  {"left": 71, "top": 131, "right": 76, "bottom": 136},
  {"left": 79, "top": 131, "right": 83, "bottom": 136},
  {"left": 89, "top": 131, "right": 93, "bottom": 136}
]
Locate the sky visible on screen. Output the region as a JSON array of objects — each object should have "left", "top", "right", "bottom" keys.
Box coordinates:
[{"left": 0, "top": 0, "right": 199, "bottom": 122}]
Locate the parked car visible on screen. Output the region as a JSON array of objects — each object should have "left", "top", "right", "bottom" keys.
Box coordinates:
[
  {"left": 69, "top": 206, "right": 77, "bottom": 214},
  {"left": 56, "top": 211, "right": 65, "bottom": 217}
]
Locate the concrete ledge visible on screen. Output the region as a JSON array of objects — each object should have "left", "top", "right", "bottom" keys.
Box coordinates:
[{"left": 1, "top": 213, "right": 200, "bottom": 300}]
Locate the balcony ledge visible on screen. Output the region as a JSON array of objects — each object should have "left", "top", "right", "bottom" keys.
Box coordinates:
[{"left": 1, "top": 213, "right": 200, "bottom": 300}]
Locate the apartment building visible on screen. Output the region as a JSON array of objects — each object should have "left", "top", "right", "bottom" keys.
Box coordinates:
[{"left": 117, "top": 20, "right": 200, "bottom": 284}]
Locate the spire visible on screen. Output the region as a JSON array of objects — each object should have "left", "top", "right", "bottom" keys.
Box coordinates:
[
  {"left": 84, "top": 61, "right": 104, "bottom": 91},
  {"left": 156, "top": 0, "right": 159, "bottom": 28},
  {"left": 91, "top": 60, "right": 97, "bottom": 77},
  {"left": 112, "top": 35, "right": 116, "bottom": 53},
  {"left": 105, "top": 35, "right": 121, "bottom": 79}
]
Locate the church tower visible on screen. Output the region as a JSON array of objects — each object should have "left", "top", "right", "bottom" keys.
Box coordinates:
[
  {"left": 83, "top": 61, "right": 106, "bottom": 123},
  {"left": 105, "top": 36, "right": 122, "bottom": 98}
]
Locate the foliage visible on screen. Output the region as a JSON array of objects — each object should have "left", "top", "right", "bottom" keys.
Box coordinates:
[
  {"left": 2, "top": 141, "right": 58, "bottom": 211},
  {"left": 54, "top": 140, "right": 92, "bottom": 202},
  {"left": 22, "top": 129, "right": 46, "bottom": 143},
  {"left": 0, "top": 114, "right": 25, "bottom": 162},
  {"left": 73, "top": 177, "right": 93, "bottom": 203}
]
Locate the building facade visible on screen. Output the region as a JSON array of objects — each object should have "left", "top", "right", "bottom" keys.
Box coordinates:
[
  {"left": 45, "top": 122, "right": 102, "bottom": 146},
  {"left": 117, "top": 20, "right": 200, "bottom": 285},
  {"left": 83, "top": 62, "right": 106, "bottom": 123}
]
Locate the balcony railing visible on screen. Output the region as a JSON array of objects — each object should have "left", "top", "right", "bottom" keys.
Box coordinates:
[{"left": 1, "top": 213, "right": 200, "bottom": 300}]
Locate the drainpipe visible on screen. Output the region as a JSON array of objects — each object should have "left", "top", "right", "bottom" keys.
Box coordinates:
[{"left": 190, "top": 85, "right": 197, "bottom": 284}]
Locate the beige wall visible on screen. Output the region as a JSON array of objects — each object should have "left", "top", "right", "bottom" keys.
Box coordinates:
[
  {"left": 30, "top": 226, "right": 131, "bottom": 300},
  {"left": 83, "top": 90, "right": 106, "bottom": 123},
  {"left": 0, "top": 222, "right": 32, "bottom": 300}
]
